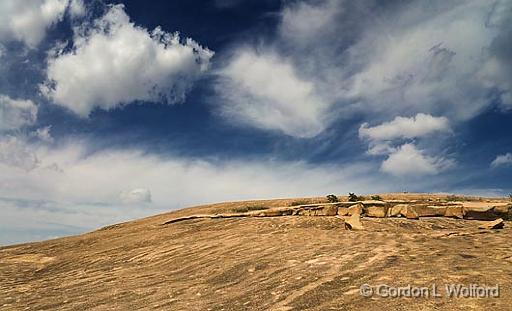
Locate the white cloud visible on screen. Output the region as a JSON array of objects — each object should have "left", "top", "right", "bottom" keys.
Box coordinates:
[
  {"left": 0, "top": 133, "right": 467, "bottom": 245},
  {"left": 280, "top": 0, "right": 340, "bottom": 44},
  {"left": 0, "top": 138, "right": 395, "bottom": 244},
  {"left": 1, "top": 142, "right": 378, "bottom": 206},
  {"left": 358, "top": 114, "right": 453, "bottom": 171},
  {"left": 216, "top": 49, "right": 328, "bottom": 138},
  {"left": 42, "top": 4, "right": 214, "bottom": 116},
  {"left": 366, "top": 142, "right": 397, "bottom": 156},
  {"left": 31, "top": 126, "right": 54, "bottom": 143},
  {"left": 381, "top": 143, "right": 454, "bottom": 176},
  {"left": 477, "top": 0, "right": 512, "bottom": 109},
  {"left": 336, "top": 0, "right": 512, "bottom": 119},
  {"left": 0, "top": 0, "right": 69, "bottom": 48},
  {"left": 491, "top": 153, "right": 512, "bottom": 168},
  {"left": 217, "top": 0, "right": 512, "bottom": 138},
  {"left": 0, "top": 95, "right": 38, "bottom": 131},
  {"left": 68, "top": 0, "right": 85, "bottom": 18},
  {"left": 119, "top": 188, "right": 152, "bottom": 204},
  {"left": 359, "top": 113, "right": 450, "bottom": 141},
  {"left": 0, "top": 136, "right": 39, "bottom": 171}
]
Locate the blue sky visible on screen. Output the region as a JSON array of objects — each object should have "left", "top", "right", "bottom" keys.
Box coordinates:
[{"left": 0, "top": 0, "right": 511, "bottom": 244}]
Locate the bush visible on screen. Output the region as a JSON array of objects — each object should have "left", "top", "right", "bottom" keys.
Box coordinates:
[
  {"left": 326, "top": 194, "right": 339, "bottom": 203},
  {"left": 509, "top": 193, "right": 512, "bottom": 201},
  {"left": 446, "top": 195, "right": 465, "bottom": 202},
  {"left": 371, "top": 195, "right": 383, "bottom": 201},
  {"left": 348, "top": 192, "right": 359, "bottom": 202}
]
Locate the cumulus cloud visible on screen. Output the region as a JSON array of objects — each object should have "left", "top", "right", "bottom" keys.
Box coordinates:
[
  {"left": 42, "top": 4, "right": 214, "bottom": 116},
  {"left": 119, "top": 188, "right": 152, "bottom": 204},
  {"left": 359, "top": 113, "right": 450, "bottom": 141},
  {"left": 491, "top": 153, "right": 512, "bottom": 168},
  {"left": 0, "top": 95, "right": 38, "bottom": 131},
  {"left": 381, "top": 143, "right": 454, "bottom": 176},
  {"left": 358, "top": 113, "right": 454, "bottom": 172},
  {"left": 0, "top": 0, "right": 69, "bottom": 48},
  {"left": 216, "top": 49, "right": 328, "bottom": 138}
]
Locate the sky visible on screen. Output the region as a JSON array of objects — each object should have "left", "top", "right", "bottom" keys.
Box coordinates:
[{"left": 0, "top": 0, "right": 511, "bottom": 245}]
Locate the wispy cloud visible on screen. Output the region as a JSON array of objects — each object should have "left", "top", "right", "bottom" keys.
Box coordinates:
[
  {"left": 491, "top": 153, "right": 512, "bottom": 168},
  {"left": 0, "top": 138, "right": 395, "bottom": 244},
  {"left": 0, "top": 95, "right": 38, "bottom": 132},
  {"left": 216, "top": 49, "right": 328, "bottom": 138},
  {"left": 215, "top": 0, "right": 512, "bottom": 136}
]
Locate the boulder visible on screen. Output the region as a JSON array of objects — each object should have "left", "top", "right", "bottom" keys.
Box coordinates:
[
  {"left": 293, "top": 203, "right": 341, "bottom": 216},
  {"left": 323, "top": 204, "right": 339, "bottom": 216},
  {"left": 444, "top": 205, "right": 464, "bottom": 219},
  {"left": 365, "top": 205, "right": 388, "bottom": 218},
  {"left": 404, "top": 206, "right": 419, "bottom": 219},
  {"left": 413, "top": 205, "right": 446, "bottom": 217},
  {"left": 337, "top": 207, "right": 349, "bottom": 216},
  {"left": 344, "top": 214, "right": 364, "bottom": 230},
  {"left": 347, "top": 203, "right": 363, "bottom": 216},
  {"left": 463, "top": 206, "right": 500, "bottom": 220},
  {"left": 388, "top": 204, "right": 407, "bottom": 217},
  {"left": 478, "top": 218, "right": 505, "bottom": 230},
  {"left": 461, "top": 202, "right": 512, "bottom": 220},
  {"left": 492, "top": 204, "right": 512, "bottom": 220}
]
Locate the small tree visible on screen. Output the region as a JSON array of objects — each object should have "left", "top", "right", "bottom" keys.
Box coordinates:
[
  {"left": 348, "top": 192, "right": 359, "bottom": 202},
  {"left": 326, "top": 194, "right": 339, "bottom": 203}
]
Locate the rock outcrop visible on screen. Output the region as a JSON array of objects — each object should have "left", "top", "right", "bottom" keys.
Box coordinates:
[{"left": 162, "top": 200, "right": 511, "bottom": 229}]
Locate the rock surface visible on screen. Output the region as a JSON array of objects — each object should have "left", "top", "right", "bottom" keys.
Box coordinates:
[{"left": 2, "top": 194, "right": 512, "bottom": 311}]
